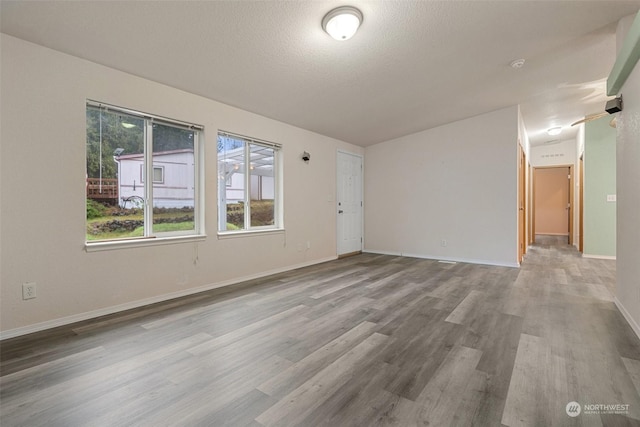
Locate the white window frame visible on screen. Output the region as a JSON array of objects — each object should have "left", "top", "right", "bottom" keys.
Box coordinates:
[
  {"left": 153, "top": 166, "right": 164, "bottom": 184},
  {"left": 217, "top": 131, "right": 283, "bottom": 234},
  {"left": 140, "top": 165, "right": 165, "bottom": 184},
  {"left": 85, "top": 101, "right": 205, "bottom": 251}
]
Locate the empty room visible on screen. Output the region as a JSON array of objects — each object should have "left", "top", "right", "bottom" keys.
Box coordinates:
[{"left": 2, "top": 1, "right": 640, "bottom": 426}]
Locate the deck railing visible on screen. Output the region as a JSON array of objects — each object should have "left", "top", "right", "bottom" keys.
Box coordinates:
[{"left": 86, "top": 178, "right": 118, "bottom": 200}]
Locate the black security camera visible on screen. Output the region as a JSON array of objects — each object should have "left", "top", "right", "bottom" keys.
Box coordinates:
[{"left": 605, "top": 96, "right": 623, "bottom": 114}]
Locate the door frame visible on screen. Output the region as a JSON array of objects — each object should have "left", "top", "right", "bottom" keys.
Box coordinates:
[
  {"left": 528, "top": 161, "right": 534, "bottom": 245},
  {"left": 518, "top": 144, "right": 527, "bottom": 263},
  {"left": 336, "top": 150, "right": 364, "bottom": 257},
  {"left": 579, "top": 155, "right": 584, "bottom": 252},
  {"left": 532, "top": 165, "right": 574, "bottom": 244}
]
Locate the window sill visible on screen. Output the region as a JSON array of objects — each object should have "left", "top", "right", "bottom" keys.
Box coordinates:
[
  {"left": 85, "top": 234, "right": 207, "bottom": 252},
  {"left": 217, "top": 228, "right": 285, "bottom": 239}
]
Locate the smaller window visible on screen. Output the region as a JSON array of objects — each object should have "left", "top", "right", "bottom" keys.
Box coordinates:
[{"left": 217, "top": 131, "right": 282, "bottom": 232}]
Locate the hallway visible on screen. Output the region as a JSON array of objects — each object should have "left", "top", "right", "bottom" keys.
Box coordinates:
[{"left": 504, "top": 235, "right": 640, "bottom": 425}]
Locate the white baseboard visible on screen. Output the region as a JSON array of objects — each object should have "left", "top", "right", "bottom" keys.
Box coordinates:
[
  {"left": 582, "top": 254, "right": 617, "bottom": 260},
  {"left": 363, "top": 249, "right": 402, "bottom": 257},
  {"left": 0, "top": 256, "right": 337, "bottom": 341},
  {"left": 363, "top": 250, "right": 519, "bottom": 268},
  {"left": 615, "top": 297, "right": 640, "bottom": 341}
]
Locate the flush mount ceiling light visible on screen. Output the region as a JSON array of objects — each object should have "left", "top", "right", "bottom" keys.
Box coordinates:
[
  {"left": 322, "top": 6, "right": 363, "bottom": 41},
  {"left": 547, "top": 126, "right": 562, "bottom": 136}
]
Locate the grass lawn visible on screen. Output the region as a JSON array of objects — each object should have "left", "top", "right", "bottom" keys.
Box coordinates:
[
  {"left": 86, "top": 221, "right": 194, "bottom": 241},
  {"left": 87, "top": 210, "right": 194, "bottom": 241},
  {"left": 87, "top": 198, "right": 273, "bottom": 241}
]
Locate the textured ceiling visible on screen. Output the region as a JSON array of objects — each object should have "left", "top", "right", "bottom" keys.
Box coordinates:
[{"left": 2, "top": 1, "right": 639, "bottom": 147}]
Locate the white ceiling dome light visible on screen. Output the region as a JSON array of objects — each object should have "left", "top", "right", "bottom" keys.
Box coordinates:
[
  {"left": 322, "top": 6, "right": 363, "bottom": 41},
  {"left": 547, "top": 126, "right": 562, "bottom": 136}
]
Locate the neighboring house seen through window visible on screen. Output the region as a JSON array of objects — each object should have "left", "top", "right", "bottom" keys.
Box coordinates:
[
  {"left": 217, "top": 131, "right": 282, "bottom": 232},
  {"left": 86, "top": 101, "right": 202, "bottom": 243}
]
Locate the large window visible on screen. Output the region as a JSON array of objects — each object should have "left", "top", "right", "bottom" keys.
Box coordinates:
[
  {"left": 86, "top": 101, "right": 203, "bottom": 243},
  {"left": 217, "top": 132, "right": 281, "bottom": 232}
]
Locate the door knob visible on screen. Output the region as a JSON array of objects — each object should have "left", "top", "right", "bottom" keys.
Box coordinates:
[{"left": 338, "top": 210, "right": 344, "bottom": 214}]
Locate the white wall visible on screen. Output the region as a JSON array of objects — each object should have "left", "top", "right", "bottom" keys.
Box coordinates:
[
  {"left": 614, "top": 19, "right": 640, "bottom": 337},
  {"left": 518, "top": 109, "right": 531, "bottom": 159},
  {"left": 364, "top": 106, "right": 519, "bottom": 267},
  {"left": 530, "top": 139, "right": 577, "bottom": 167},
  {"left": 0, "top": 34, "right": 363, "bottom": 336},
  {"left": 577, "top": 123, "right": 586, "bottom": 159},
  {"left": 576, "top": 124, "right": 585, "bottom": 248}
]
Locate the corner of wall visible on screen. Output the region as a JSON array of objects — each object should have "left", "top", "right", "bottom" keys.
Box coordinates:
[{"left": 613, "top": 11, "right": 640, "bottom": 342}]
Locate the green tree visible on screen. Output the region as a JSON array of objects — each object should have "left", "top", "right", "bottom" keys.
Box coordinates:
[
  {"left": 86, "top": 108, "right": 144, "bottom": 179},
  {"left": 86, "top": 108, "right": 196, "bottom": 181},
  {"left": 153, "top": 123, "right": 194, "bottom": 152}
]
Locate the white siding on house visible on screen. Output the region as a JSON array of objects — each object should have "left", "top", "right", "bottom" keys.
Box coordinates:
[{"left": 118, "top": 150, "right": 195, "bottom": 208}]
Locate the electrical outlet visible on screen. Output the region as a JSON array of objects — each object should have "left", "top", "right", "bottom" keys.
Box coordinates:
[
  {"left": 307, "top": 241, "right": 311, "bottom": 250},
  {"left": 440, "top": 239, "right": 447, "bottom": 247},
  {"left": 22, "top": 282, "right": 36, "bottom": 300}
]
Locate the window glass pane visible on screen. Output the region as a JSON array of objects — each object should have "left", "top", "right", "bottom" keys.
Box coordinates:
[
  {"left": 152, "top": 123, "right": 195, "bottom": 234},
  {"left": 153, "top": 166, "right": 164, "bottom": 183},
  {"left": 217, "top": 135, "right": 245, "bottom": 231},
  {"left": 86, "top": 108, "right": 144, "bottom": 241},
  {"left": 249, "top": 144, "right": 275, "bottom": 227}
]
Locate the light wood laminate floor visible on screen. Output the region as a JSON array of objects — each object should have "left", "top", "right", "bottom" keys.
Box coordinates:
[{"left": 2, "top": 238, "right": 639, "bottom": 426}]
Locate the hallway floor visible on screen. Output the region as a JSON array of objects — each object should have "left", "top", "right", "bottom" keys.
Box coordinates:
[{"left": 1, "top": 239, "right": 639, "bottom": 426}]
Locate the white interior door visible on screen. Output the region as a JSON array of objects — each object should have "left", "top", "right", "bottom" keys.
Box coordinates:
[{"left": 337, "top": 151, "right": 363, "bottom": 255}]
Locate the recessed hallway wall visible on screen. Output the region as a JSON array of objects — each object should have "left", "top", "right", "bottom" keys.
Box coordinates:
[
  {"left": 364, "top": 106, "right": 519, "bottom": 267},
  {"left": 584, "top": 115, "right": 617, "bottom": 258}
]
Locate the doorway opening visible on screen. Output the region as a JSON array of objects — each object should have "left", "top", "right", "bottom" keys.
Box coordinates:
[
  {"left": 518, "top": 144, "right": 527, "bottom": 263},
  {"left": 532, "top": 166, "right": 573, "bottom": 245}
]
